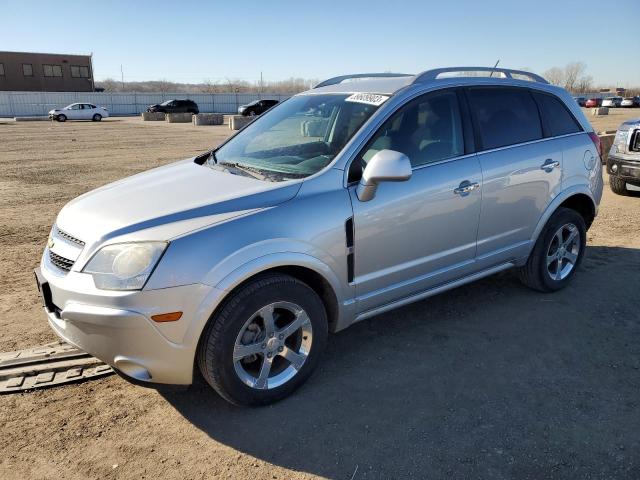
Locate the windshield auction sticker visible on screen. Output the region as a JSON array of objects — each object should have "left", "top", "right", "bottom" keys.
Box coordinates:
[{"left": 345, "top": 93, "right": 390, "bottom": 106}]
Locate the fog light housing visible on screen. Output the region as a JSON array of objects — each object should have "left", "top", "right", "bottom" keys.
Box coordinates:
[{"left": 611, "top": 163, "right": 618, "bottom": 173}]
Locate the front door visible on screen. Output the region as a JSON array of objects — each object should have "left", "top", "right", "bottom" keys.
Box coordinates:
[
  {"left": 348, "top": 89, "right": 482, "bottom": 313},
  {"left": 67, "top": 104, "right": 82, "bottom": 119}
]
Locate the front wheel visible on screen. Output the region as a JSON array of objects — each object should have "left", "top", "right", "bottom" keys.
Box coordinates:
[
  {"left": 518, "top": 208, "right": 586, "bottom": 292},
  {"left": 197, "top": 274, "right": 328, "bottom": 406},
  {"left": 92, "top": 114, "right": 102, "bottom": 122},
  {"left": 57, "top": 114, "right": 67, "bottom": 122},
  {"left": 609, "top": 176, "right": 630, "bottom": 196}
]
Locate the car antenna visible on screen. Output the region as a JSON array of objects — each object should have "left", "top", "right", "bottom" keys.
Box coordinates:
[{"left": 489, "top": 59, "right": 500, "bottom": 78}]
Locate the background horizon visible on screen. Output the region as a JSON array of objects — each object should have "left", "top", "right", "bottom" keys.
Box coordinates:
[{"left": 3, "top": 0, "right": 639, "bottom": 87}]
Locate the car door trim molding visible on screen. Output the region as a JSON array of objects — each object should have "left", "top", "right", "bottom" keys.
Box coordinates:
[{"left": 354, "top": 261, "right": 514, "bottom": 323}]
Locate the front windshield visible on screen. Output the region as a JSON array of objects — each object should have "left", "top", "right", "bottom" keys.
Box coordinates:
[{"left": 210, "top": 94, "right": 382, "bottom": 181}]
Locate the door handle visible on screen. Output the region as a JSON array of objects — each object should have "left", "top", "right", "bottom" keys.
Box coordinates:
[
  {"left": 540, "top": 159, "right": 560, "bottom": 172},
  {"left": 454, "top": 180, "right": 480, "bottom": 196}
]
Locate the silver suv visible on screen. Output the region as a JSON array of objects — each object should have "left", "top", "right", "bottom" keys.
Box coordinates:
[{"left": 36, "top": 67, "right": 603, "bottom": 405}]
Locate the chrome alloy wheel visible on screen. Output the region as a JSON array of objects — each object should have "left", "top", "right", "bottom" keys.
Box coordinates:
[
  {"left": 546, "top": 223, "right": 580, "bottom": 281},
  {"left": 233, "top": 301, "right": 313, "bottom": 390}
]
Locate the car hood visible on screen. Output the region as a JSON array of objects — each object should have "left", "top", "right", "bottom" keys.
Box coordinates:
[{"left": 55, "top": 159, "right": 301, "bottom": 246}]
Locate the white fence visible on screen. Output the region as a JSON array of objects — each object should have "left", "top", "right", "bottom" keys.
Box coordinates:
[{"left": 0, "top": 91, "right": 292, "bottom": 117}]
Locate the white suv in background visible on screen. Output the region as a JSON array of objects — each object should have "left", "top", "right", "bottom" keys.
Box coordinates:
[{"left": 49, "top": 103, "right": 109, "bottom": 122}]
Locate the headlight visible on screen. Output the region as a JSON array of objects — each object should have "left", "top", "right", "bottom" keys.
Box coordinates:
[{"left": 83, "top": 242, "right": 167, "bottom": 290}]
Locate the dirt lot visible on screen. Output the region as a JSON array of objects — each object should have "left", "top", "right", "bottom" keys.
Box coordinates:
[
  {"left": 586, "top": 107, "right": 639, "bottom": 133},
  {"left": 1, "top": 110, "right": 640, "bottom": 479}
]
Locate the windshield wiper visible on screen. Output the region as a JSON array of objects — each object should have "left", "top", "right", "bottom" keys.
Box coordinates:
[{"left": 218, "top": 161, "right": 265, "bottom": 181}]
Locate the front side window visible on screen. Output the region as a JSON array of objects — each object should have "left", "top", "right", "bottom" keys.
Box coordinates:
[
  {"left": 358, "top": 90, "right": 464, "bottom": 171},
  {"left": 210, "top": 94, "right": 381, "bottom": 181},
  {"left": 22, "top": 63, "right": 33, "bottom": 76},
  {"left": 534, "top": 93, "right": 581, "bottom": 137},
  {"left": 469, "top": 87, "right": 542, "bottom": 150}
]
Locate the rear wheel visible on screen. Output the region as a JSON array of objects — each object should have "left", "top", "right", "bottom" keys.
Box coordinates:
[
  {"left": 518, "top": 208, "right": 586, "bottom": 292},
  {"left": 92, "top": 114, "right": 102, "bottom": 122},
  {"left": 609, "top": 176, "right": 630, "bottom": 196},
  {"left": 197, "top": 274, "right": 328, "bottom": 406},
  {"left": 57, "top": 114, "right": 66, "bottom": 122}
]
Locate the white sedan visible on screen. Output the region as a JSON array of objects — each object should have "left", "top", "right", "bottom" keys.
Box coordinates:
[{"left": 48, "top": 103, "right": 109, "bottom": 122}]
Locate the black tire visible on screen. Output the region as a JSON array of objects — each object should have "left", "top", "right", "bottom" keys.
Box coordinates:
[
  {"left": 517, "top": 207, "right": 586, "bottom": 292},
  {"left": 57, "top": 114, "right": 66, "bottom": 122},
  {"left": 249, "top": 110, "right": 257, "bottom": 116},
  {"left": 197, "top": 274, "right": 328, "bottom": 406},
  {"left": 92, "top": 114, "right": 102, "bottom": 122},
  {"left": 609, "top": 176, "right": 629, "bottom": 196}
]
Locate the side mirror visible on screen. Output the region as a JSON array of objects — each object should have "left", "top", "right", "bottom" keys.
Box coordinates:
[{"left": 356, "top": 149, "right": 412, "bottom": 202}]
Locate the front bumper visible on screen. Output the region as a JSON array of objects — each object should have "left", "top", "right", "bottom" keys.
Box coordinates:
[
  {"left": 607, "top": 154, "right": 640, "bottom": 184},
  {"left": 36, "top": 264, "right": 223, "bottom": 385}
]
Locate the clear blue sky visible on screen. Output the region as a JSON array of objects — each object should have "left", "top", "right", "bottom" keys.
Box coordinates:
[{"left": 3, "top": 0, "right": 639, "bottom": 86}]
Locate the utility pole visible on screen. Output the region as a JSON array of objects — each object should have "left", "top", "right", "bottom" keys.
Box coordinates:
[
  {"left": 120, "top": 64, "right": 124, "bottom": 90},
  {"left": 260, "top": 71, "right": 263, "bottom": 98}
]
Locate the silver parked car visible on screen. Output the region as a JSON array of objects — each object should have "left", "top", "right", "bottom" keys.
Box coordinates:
[
  {"left": 36, "top": 67, "right": 603, "bottom": 405},
  {"left": 621, "top": 97, "right": 640, "bottom": 108},
  {"left": 602, "top": 96, "right": 623, "bottom": 108},
  {"left": 48, "top": 103, "right": 109, "bottom": 122}
]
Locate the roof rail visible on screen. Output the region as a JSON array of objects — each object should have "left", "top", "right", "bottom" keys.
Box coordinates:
[
  {"left": 412, "top": 67, "right": 548, "bottom": 85},
  {"left": 314, "top": 73, "right": 413, "bottom": 89}
]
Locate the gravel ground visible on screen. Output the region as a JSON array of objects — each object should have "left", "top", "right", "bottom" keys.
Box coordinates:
[{"left": 1, "top": 112, "right": 639, "bottom": 479}]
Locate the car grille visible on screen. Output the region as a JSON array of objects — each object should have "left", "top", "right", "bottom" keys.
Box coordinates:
[
  {"left": 49, "top": 251, "right": 75, "bottom": 272},
  {"left": 56, "top": 227, "right": 85, "bottom": 247},
  {"left": 47, "top": 226, "right": 85, "bottom": 273}
]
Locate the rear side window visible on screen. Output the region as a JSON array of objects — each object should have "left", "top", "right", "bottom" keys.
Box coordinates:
[
  {"left": 468, "top": 88, "right": 542, "bottom": 150},
  {"left": 534, "top": 93, "right": 582, "bottom": 137}
]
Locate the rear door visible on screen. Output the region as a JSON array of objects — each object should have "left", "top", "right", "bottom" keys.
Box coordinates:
[
  {"left": 467, "top": 86, "right": 562, "bottom": 268},
  {"left": 348, "top": 89, "right": 482, "bottom": 313},
  {"left": 81, "top": 104, "right": 95, "bottom": 119}
]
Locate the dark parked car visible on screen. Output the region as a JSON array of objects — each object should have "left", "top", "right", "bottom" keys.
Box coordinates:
[
  {"left": 147, "top": 99, "right": 199, "bottom": 114},
  {"left": 573, "top": 96, "right": 586, "bottom": 107},
  {"left": 238, "top": 99, "right": 279, "bottom": 116},
  {"left": 585, "top": 98, "right": 602, "bottom": 108}
]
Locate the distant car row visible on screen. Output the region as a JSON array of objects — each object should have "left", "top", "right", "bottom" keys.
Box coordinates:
[
  {"left": 146, "top": 98, "right": 280, "bottom": 117},
  {"left": 574, "top": 96, "right": 640, "bottom": 108},
  {"left": 48, "top": 98, "right": 281, "bottom": 122}
]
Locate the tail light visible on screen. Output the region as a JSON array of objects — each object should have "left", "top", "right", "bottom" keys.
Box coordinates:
[{"left": 588, "top": 132, "right": 602, "bottom": 158}]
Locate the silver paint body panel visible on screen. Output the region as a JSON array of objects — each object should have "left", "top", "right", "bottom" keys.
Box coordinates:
[{"left": 39, "top": 72, "right": 603, "bottom": 384}]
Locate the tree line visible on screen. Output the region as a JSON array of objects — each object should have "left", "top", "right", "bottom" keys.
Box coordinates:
[
  {"left": 96, "top": 65, "right": 638, "bottom": 97},
  {"left": 95, "top": 77, "right": 317, "bottom": 94},
  {"left": 543, "top": 62, "right": 639, "bottom": 96}
]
